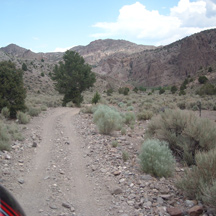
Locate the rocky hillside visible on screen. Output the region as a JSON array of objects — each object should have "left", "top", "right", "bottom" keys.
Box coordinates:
[
  {"left": 71, "top": 39, "right": 155, "bottom": 66},
  {"left": 94, "top": 29, "right": 216, "bottom": 87},
  {"left": 1, "top": 29, "right": 216, "bottom": 89}
]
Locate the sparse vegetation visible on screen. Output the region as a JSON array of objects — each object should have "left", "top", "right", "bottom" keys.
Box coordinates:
[
  {"left": 146, "top": 109, "right": 216, "bottom": 165},
  {"left": 177, "top": 149, "right": 216, "bottom": 209}
]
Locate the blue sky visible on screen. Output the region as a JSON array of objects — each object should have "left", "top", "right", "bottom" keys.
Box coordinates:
[{"left": 1, "top": 0, "right": 216, "bottom": 52}]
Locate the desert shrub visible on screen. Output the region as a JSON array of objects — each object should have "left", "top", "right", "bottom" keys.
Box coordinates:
[
  {"left": 171, "top": 85, "right": 178, "bottom": 94},
  {"left": 66, "top": 101, "right": 74, "bottom": 107},
  {"left": 137, "top": 110, "right": 153, "bottom": 120},
  {"left": 139, "top": 139, "right": 175, "bottom": 178},
  {"left": 41, "top": 105, "right": 48, "bottom": 111},
  {"left": 112, "top": 141, "right": 118, "bottom": 148},
  {"left": 198, "top": 75, "right": 208, "bottom": 84},
  {"left": 93, "top": 105, "right": 123, "bottom": 134},
  {"left": 107, "top": 88, "right": 114, "bottom": 96},
  {"left": 159, "top": 88, "right": 165, "bottom": 94},
  {"left": 127, "top": 106, "right": 134, "bottom": 111},
  {"left": 146, "top": 109, "right": 216, "bottom": 165},
  {"left": 179, "top": 90, "right": 186, "bottom": 96},
  {"left": 122, "top": 151, "right": 129, "bottom": 162},
  {"left": 118, "top": 87, "right": 130, "bottom": 95},
  {"left": 177, "top": 101, "right": 186, "bottom": 110},
  {"left": 0, "top": 121, "right": 11, "bottom": 151},
  {"left": 28, "top": 107, "right": 41, "bottom": 117},
  {"left": 177, "top": 149, "right": 216, "bottom": 208},
  {"left": 123, "top": 112, "right": 136, "bottom": 125},
  {"left": 121, "top": 127, "right": 126, "bottom": 135},
  {"left": 92, "top": 91, "right": 101, "bottom": 104},
  {"left": 196, "top": 83, "right": 216, "bottom": 96},
  {"left": 1, "top": 107, "right": 10, "bottom": 118},
  {"left": 17, "top": 111, "right": 30, "bottom": 124},
  {"left": 7, "top": 123, "right": 24, "bottom": 141}
]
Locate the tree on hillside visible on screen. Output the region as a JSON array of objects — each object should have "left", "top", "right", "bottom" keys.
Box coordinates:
[
  {"left": 52, "top": 50, "right": 96, "bottom": 106},
  {"left": 0, "top": 61, "right": 26, "bottom": 118}
]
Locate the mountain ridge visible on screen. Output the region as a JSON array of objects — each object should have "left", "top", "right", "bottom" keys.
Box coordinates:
[{"left": 1, "top": 29, "right": 216, "bottom": 88}]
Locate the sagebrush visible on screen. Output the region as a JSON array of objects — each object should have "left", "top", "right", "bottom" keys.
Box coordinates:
[
  {"left": 146, "top": 109, "right": 216, "bottom": 165},
  {"left": 139, "top": 139, "right": 175, "bottom": 178},
  {"left": 93, "top": 105, "right": 123, "bottom": 134}
]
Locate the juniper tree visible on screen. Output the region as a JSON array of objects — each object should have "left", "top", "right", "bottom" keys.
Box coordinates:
[
  {"left": 52, "top": 51, "right": 96, "bottom": 106},
  {"left": 0, "top": 61, "right": 26, "bottom": 118}
]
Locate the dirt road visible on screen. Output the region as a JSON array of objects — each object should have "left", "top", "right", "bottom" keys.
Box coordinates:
[{"left": 16, "top": 108, "right": 111, "bottom": 216}]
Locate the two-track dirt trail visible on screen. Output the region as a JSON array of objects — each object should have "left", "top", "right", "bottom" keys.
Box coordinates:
[{"left": 18, "top": 107, "right": 112, "bottom": 216}]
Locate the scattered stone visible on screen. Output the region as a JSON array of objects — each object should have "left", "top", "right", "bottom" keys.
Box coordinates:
[
  {"left": 160, "top": 194, "right": 172, "bottom": 200},
  {"left": 49, "top": 204, "right": 58, "bottom": 209},
  {"left": 167, "top": 207, "right": 183, "bottom": 216},
  {"left": 62, "top": 202, "right": 71, "bottom": 209},
  {"left": 113, "top": 170, "right": 121, "bottom": 176},
  {"left": 18, "top": 179, "right": 25, "bottom": 184},
  {"left": 32, "top": 142, "right": 37, "bottom": 147},
  {"left": 185, "top": 200, "right": 195, "bottom": 208},
  {"left": 5, "top": 154, "right": 11, "bottom": 160},
  {"left": 188, "top": 205, "right": 203, "bottom": 216},
  {"left": 112, "top": 188, "right": 123, "bottom": 195}
]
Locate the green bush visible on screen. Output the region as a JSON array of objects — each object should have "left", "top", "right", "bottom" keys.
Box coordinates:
[
  {"left": 17, "top": 111, "right": 30, "bottom": 124},
  {"left": 1, "top": 107, "right": 10, "bottom": 118},
  {"left": 93, "top": 105, "right": 123, "bottom": 134},
  {"left": 118, "top": 87, "right": 130, "bottom": 95},
  {"left": 198, "top": 76, "right": 208, "bottom": 84},
  {"left": 122, "top": 151, "right": 129, "bottom": 162},
  {"left": 139, "top": 139, "right": 175, "bottom": 178},
  {"left": 28, "top": 107, "right": 41, "bottom": 117},
  {"left": 159, "top": 88, "right": 165, "bottom": 94},
  {"left": 92, "top": 91, "right": 101, "bottom": 104},
  {"left": 7, "top": 123, "right": 24, "bottom": 141},
  {"left": 177, "top": 149, "right": 216, "bottom": 209},
  {"left": 146, "top": 109, "right": 216, "bottom": 165},
  {"left": 0, "top": 121, "right": 11, "bottom": 151},
  {"left": 123, "top": 112, "right": 136, "bottom": 125},
  {"left": 171, "top": 85, "right": 178, "bottom": 94},
  {"left": 137, "top": 110, "right": 153, "bottom": 120},
  {"left": 196, "top": 83, "right": 216, "bottom": 96}
]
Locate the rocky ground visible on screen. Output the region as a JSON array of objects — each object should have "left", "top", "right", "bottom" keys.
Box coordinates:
[{"left": 0, "top": 107, "right": 214, "bottom": 216}]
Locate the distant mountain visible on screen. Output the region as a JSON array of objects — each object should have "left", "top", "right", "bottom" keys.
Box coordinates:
[
  {"left": 1, "top": 30, "right": 216, "bottom": 89},
  {"left": 71, "top": 39, "right": 155, "bottom": 66}
]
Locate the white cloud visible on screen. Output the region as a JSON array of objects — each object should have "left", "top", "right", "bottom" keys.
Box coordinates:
[
  {"left": 91, "top": 1, "right": 216, "bottom": 45},
  {"left": 53, "top": 46, "right": 74, "bottom": 52}
]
